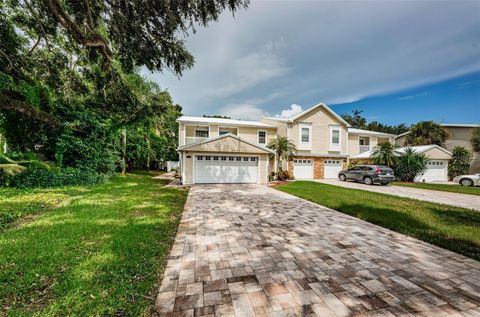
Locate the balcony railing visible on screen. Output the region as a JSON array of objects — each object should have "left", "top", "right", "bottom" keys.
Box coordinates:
[
  {"left": 185, "top": 136, "right": 209, "bottom": 145},
  {"left": 359, "top": 145, "right": 370, "bottom": 153}
]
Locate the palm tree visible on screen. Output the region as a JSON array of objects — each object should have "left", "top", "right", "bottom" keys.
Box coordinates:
[
  {"left": 371, "top": 142, "right": 399, "bottom": 167},
  {"left": 471, "top": 127, "right": 480, "bottom": 152},
  {"left": 406, "top": 121, "right": 448, "bottom": 146},
  {"left": 395, "top": 148, "right": 427, "bottom": 182},
  {"left": 267, "top": 136, "right": 297, "bottom": 175}
]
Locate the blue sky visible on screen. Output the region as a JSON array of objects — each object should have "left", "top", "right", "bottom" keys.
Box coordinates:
[{"left": 143, "top": 1, "right": 480, "bottom": 125}]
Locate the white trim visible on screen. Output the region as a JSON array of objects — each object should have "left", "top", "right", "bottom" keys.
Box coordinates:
[
  {"left": 257, "top": 130, "right": 267, "bottom": 145},
  {"left": 348, "top": 128, "right": 396, "bottom": 138},
  {"left": 262, "top": 103, "right": 350, "bottom": 127},
  {"left": 298, "top": 123, "right": 312, "bottom": 150},
  {"left": 177, "top": 116, "right": 276, "bottom": 128},
  {"left": 329, "top": 125, "right": 341, "bottom": 152},
  {"left": 178, "top": 133, "right": 275, "bottom": 154}
]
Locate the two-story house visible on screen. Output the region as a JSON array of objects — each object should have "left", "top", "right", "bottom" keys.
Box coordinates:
[
  {"left": 395, "top": 123, "right": 480, "bottom": 173},
  {"left": 178, "top": 103, "right": 395, "bottom": 184}
]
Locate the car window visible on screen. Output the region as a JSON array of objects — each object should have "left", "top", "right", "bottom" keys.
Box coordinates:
[{"left": 350, "top": 166, "right": 361, "bottom": 171}]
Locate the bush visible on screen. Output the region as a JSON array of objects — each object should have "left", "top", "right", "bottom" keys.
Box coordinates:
[
  {"left": 449, "top": 146, "right": 472, "bottom": 179},
  {"left": 394, "top": 148, "right": 427, "bottom": 182},
  {"left": 277, "top": 169, "right": 294, "bottom": 181},
  {"left": 9, "top": 168, "right": 108, "bottom": 188}
]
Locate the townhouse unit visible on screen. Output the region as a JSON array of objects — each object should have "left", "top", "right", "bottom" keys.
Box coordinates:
[{"left": 177, "top": 103, "right": 400, "bottom": 185}]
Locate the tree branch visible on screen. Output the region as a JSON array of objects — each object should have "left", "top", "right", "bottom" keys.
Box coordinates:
[
  {"left": 0, "top": 93, "right": 83, "bottom": 133},
  {"left": 41, "top": 0, "right": 113, "bottom": 70}
]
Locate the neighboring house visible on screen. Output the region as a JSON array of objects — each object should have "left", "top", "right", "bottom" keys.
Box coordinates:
[
  {"left": 352, "top": 145, "right": 452, "bottom": 182},
  {"left": 395, "top": 123, "right": 480, "bottom": 173},
  {"left": 347, "top": 128, "right": 396, "bottom": 157}
]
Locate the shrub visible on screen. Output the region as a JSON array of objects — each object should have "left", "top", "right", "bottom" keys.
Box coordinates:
[
  {"left": 394, "top": 148, "right": 427, "bottom": 182},
  {"left": 277, "top": 169, "right": 294, "bottom": 181},
  {"left": 9, "top": 168, "right": 108, "bottom": 188},
  {"left": 448, "top": 146, "right": 472, "bottom": 179}
]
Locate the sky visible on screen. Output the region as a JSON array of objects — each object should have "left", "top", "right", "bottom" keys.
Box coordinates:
[{"left": 143, "top": 1, "right": 480, "bottom": 125}]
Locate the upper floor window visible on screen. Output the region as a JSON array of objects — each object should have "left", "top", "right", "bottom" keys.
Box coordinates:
[
  {"left": 301, "top": 128, "right": 310, "bottom": 143},
  {"left": 195, "top": 129, "right": 209, "bottom": 138},
  {"left": 329, "top": 125, "right": 341, "bottom": 151},
  {"left": 298, "top": 123, "right": 312, "bottom": 150},
  {"left": 258, "top": 131, "right": 266, "bottom": 144}
]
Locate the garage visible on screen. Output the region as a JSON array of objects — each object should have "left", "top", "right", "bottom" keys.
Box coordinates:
[
  {"left": 324, "top": 159, "right": 342, "bottom": 179},
  {"left": 194, "top": 155, "right": 258, "bottom": 184},
  {"left": 415, "top": 160, "right": 449, "bottom": 182},
  {"left": 293, "top": 159, "right": 313, "bottom": 179}
]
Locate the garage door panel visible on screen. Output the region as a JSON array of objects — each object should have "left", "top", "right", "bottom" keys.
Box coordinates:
[
  {"left": 194, "top": 155, "right": 258, "bottom": 184},
  {"left": 415, "top": 160, "right": 448, "bottom": 182},
  {"left": 324, "top": 160, "right": 342, "bottom": 179},
  {"left": 293, "top": 159, "right": 313, "bottom": 179}
]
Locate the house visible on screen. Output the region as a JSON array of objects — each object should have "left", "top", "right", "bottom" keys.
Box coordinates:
[
  {"left": 395, "top": 123, "right": 480, "bottom": 173},
  {"left": 352, "top": 145, "right": 452, "bottom": 182},
  {"left": 177, "top": 103, "right": 391, "bottom": 184}
]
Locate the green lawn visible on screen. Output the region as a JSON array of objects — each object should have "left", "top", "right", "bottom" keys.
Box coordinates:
[
  {"left": 276, "top": 181, "right": 480, "bottom": 260},
  {"left": 393, "top": 182, "right": 480, "bottom": 196},
  {"left": 0, "top": 173, "right": 188, "bottom": 316}
]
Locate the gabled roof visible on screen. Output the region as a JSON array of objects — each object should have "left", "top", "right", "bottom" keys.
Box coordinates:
[
  {"left": 177, "top": 133, "right": 275, "bottom": 154},
  {"left": 177, "top": 116, "right": 276, "bottom": 128},
  {"left": 348, "top": 128, "right": 396, "bottom": 137},
  {"left": 352, "top": 144, "right": 452, "bottom": 159},
  {"left": 263, "top": 103, "right": 351, "bottom": 127}
]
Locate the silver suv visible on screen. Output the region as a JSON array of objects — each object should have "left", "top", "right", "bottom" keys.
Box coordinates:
[{"left": 338, "top": 165, "right": 395, "bottom": 185}]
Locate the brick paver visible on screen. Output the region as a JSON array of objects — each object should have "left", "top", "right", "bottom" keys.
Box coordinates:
[{"left": 156, "top": 185, "right": 480, "bottom": 316}]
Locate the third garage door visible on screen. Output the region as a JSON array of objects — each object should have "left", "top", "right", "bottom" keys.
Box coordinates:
[{"left": 324, "top": 160, "right": 342, "bottom": 179}]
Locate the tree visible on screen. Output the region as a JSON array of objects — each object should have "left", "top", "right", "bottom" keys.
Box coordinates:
[
  {"left": 341, "top": 110, "right": 367, "bottom": 129},
  {"left": 267, "top": 136, "right": 296, "bottom": 175},
  {"left": 405, "top": 121, "right": 448, "bottom": 146},
  {"left": 394, "top": 148, "right": 427, "bottom": 182},
  {"left": 448, "top": 146, "right": 472, "bottom": 179},
  {"left": 471, "top": 127, "right": 480, "bottom": 152},
  {"left": 371, "top": 143, "right": 399, "bottom": 167}
]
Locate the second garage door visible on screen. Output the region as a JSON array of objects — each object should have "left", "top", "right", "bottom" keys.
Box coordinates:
[
  {"left": 324, "top": 160, "right": 342, "bottom": 179},
  {"left": 293, "top": 159, "right": 313, "bottom": 179},
  {"left": 194, "top": 155, "right": 258, "bottom": 184},
  {"left": 415, "top": 160, "right": 448, "bottom": 182}
]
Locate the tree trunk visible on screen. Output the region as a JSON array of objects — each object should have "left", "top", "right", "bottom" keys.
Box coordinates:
[
  {"left": 146, "top": 132, "right": 151, "bottom": 171},
  {"left": 121, "top": 128, "right": 127, "bottom": 175}
]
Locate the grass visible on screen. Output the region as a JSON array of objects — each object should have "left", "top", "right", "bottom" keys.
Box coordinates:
[
  {"left": 276, "top": 181, "right": 480, "bottom": 261},
  {"left": 393, "top": 182, "right": 480, "bottom": 196},
  {"left": 0, "top": 172, "right": 188, "bottom": 316}
]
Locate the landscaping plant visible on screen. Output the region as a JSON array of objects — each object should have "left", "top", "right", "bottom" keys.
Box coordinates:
[
  {"left": 371, "top": 142, "right": 399, "bottom": 167},
  {"left": 405, "top": 121, "right": 448, "bottom": 146},
  {"left": 448, "top": 146, "right": 472, "bottom": 179},
  {"left": 394, "top": 148, "right": 427, "bottom": 181},
  {"left": 268, "top": 136, "right": 297, "bottom": 176}
]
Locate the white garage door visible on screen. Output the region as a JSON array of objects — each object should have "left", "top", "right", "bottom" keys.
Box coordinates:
[
  {"left": 194, "top": 155, "right": 258, "bottom": 184},
  {"left": 324, "top": 160, "right": 342, "bottom": 179},
  {"left": 293, "top": 159, "right": 313, "bottom": 179},
  {"left": 415, "top": 160, "right": 448, "bottom": 182}
]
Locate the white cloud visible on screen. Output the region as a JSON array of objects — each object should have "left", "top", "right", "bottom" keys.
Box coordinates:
[
  {"left": 144, "top": 1, "right": 480, "bottom": 116},
  {"left": 219, "top": 103, "right": 266, "bottom": 121},
  {"left": 276, "top": 104, "right": 303, "bottom": 118},
  {"left": 399, "top": 91, "right": 429, "bottom": 101}
]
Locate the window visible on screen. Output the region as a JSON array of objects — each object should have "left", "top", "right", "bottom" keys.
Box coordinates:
[
  {"left": 243, "top": 157, "right": 249, "bottom": 161},
  {"left": 301, "top": 128, "right": 310, "bottom": 142},
  {"left": 197, "top": 156, "right": 203, "bottom": 160},
  {"left": 258, "top": 131, "right": 266, "bottom": 144},
  {"left": 331, "top": 129, "right": 340, "bottom": 145},
  {"left": 229, "top": 157, "right": 234, "bottom": 161},
  {"left": 219, "top": 130, "right": 229, "bottom": 135},
  {"left": 213, "top": 156, "right": 219, "bottom": 160},
  {"left": 250, "top": 157, "right": 256, "bottom": 161},
  {"left": 236, "top": 157, "right": 241, "bottom": 161},
  {"left": 221, "top": 156, "right": 226, "bottom": 161},
  {"left": 195, "top": 129, "right": 209, "bottom": 138},
  {"left": 205, "top": 156, "right": 211, "bottom": 160}
]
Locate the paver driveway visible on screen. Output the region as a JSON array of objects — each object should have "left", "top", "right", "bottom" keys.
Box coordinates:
[
  {"left": 156, "top": 185, "right": 480, "bottom": 317},
  {"left": 318, "top": 179, "right": 480, "bottom": 211}
]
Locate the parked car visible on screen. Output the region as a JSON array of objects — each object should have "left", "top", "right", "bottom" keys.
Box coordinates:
[
  {"left": 453, "top": 174, "right": 480, "bottom": 187},
  {"left": 338, "top": 165, "right": 395, "bottom": 185}
]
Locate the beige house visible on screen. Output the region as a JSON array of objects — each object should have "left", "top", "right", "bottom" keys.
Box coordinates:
[
  {"left": 395, "top": 123, "right": 480, "bottom": 173},
  {"left": 178, "top": 103, "right": 388, "bottom": 184}
]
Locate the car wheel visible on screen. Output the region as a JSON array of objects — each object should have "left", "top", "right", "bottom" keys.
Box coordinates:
[
  {"left": 460, "top": 178, "right": 474, "bottom": 187},
  {"left": 339, "top": 174, "right": 346, "bottom": 181},
  {"left": 364, "top": 176, "right": 373, "bottom": 185}
]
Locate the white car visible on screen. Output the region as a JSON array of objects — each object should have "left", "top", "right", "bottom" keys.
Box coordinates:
[{"left": 453, "top": 174, "right": 480, "bottom": 187}]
